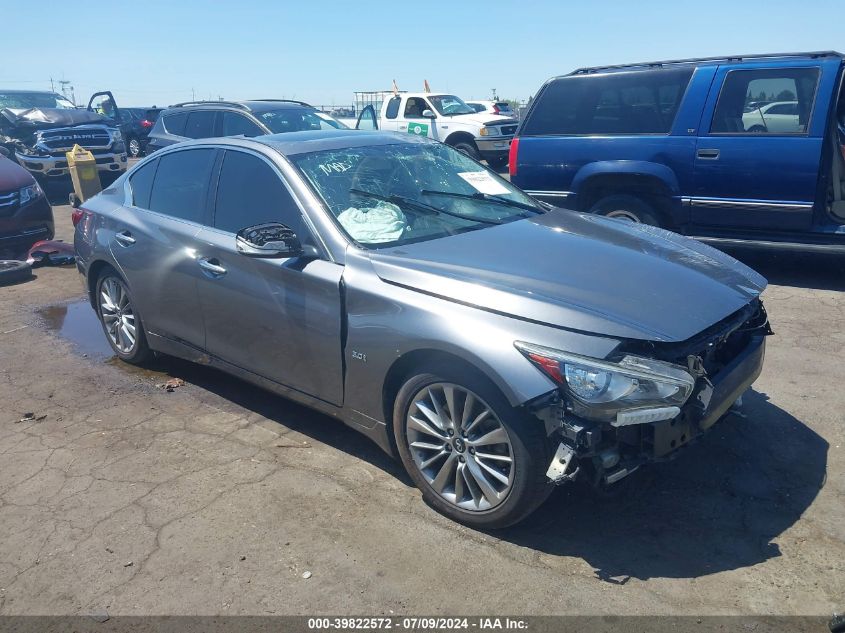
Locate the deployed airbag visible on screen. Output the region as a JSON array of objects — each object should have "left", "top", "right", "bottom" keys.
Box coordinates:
[{"left": 337, "top": 202, "right": 407, "bottom": 244}]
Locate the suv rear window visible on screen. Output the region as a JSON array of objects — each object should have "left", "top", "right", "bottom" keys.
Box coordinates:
[{"left": 522, "top": 68, "right": 693, "bottom": 136}]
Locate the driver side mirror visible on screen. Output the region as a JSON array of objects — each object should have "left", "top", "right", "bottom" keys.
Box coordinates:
[
  {"left": 421, "top": 109, "right": 436, "bottom": 119},
  {"left": 236, "top": 222, "right": 303, "bottom": 258}
]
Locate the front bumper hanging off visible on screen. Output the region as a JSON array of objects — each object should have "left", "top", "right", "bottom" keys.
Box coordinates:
[{"left": 539, "top": 332, "right": 768, "bottom": 488}]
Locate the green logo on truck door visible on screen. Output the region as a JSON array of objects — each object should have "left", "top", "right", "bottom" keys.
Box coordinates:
[{"left": 408, "top": 123, "right": 429, "bottom": 136}]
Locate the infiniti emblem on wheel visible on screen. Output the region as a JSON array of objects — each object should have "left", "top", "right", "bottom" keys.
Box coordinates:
[{"left": 453, "top": 438, "right": 466, "bottom": 453}]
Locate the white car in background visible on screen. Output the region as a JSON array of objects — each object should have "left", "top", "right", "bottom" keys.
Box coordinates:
[
  {"left": 466, "top": 100, "right": 517, "bottom": 119},
  {"left": 742, "top": 101, "right": 801, "bottom": 133}
]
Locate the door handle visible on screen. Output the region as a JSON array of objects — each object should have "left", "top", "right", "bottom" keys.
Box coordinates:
[
  {"left": 198, "top": 257, "right": 227, "bottom": 277},
  {"left": 114, "top": 230, "right": 136, "bottom": 246},
  {"left": 697, "top": 149, "right": 720, "bottom": 160}
]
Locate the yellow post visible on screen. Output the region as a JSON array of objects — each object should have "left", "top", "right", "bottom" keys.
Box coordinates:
[{"left": 66, "top": 144, "right": 102, "bottom": 203}]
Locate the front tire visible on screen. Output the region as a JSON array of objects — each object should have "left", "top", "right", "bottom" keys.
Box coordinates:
[
  {"left": 127, "top": 137, "right": 142, "bottom": 158},
  {"left": 393, "top": 368, "right": 552, "bottom": 528},
  {"left": 95, "top": 271, "right": 152, "bottom": 364},
  {"left": 451, "top": 140, "right": 481, "bottom": 161}
]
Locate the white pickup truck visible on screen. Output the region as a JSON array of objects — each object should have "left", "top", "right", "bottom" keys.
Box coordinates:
[{"left": 355, "top": 93, "right": 517, "bottom": 168}]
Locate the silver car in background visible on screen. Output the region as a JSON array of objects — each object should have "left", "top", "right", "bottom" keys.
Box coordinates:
[{"left": 74, "top": 130, "right": 771, "bottom": 528}]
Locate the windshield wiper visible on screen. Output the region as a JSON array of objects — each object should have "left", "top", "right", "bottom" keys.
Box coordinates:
[
  {"left": 349, "top": 188, "right": 503, "bottom": 225},
  {"left": 420, "top": 189, "right": 544, "bottom": 215}
]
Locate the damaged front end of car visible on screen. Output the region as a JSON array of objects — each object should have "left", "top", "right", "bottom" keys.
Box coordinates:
[
  {"left": 0, "top": 108, "right": 126, "bottom": 179},
  {"left": 519, "top": 298, "right": 773, "bottom": 489}
]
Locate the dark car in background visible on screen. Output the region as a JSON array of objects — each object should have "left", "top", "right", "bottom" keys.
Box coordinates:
[
  {"left": 120, "top": 107, "right": 162, "bottom": 157},
  {"left": 75, "top": 130, "right": 770, "bottom": 528},
  {"left": 0, "top": 152, "right": 53, "bottom": 253},
  {"left": 511, "top": 51, "right": 845, "bottom": 253},
  {"left": 145, "top": 99, "right": 347, "bottom": 153}
]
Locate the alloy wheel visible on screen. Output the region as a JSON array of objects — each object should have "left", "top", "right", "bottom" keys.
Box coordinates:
[
  {"left": 128, "top": 138, "right": 141, "bottom": 157},
  {"left": 99, "top": 277, "right": 137, "bottom": 354},
  {"left": 406, "top": 383, "right": 514, "bottom": 511}
]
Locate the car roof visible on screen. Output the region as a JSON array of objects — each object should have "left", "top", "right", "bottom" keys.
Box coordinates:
[
  {"left": 257, "top": 129, "right": 433, "bottom": 155},
  {"left": 565, "top": 51, "right": 844, "bottom": 76},
  {"left": 163, "top": 99, "right": 314, "bottom": 114}
]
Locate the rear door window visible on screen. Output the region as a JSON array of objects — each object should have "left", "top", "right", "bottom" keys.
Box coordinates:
[
  {"left": 184, "top": 110, "right": 218, "bottom": 139},
  {"left": 213, "top": 150, "right": 307, "bottom": 238},
  {"left": 148, "top": 148, "right": 217, "bottom": 223},
  {"left": 221, "top": 112, "right": 263, "bottom": 137},
  {"left": 128, "top": 159, "right": 158, "bottom": 209},
  {"left": 522, "top": 68, "right": 693, "bottom": 135},
  {"left": 163, "top": 111, "right": 188, "bottom": 136},
  {"left": 385, "top": 97, "right": 401, "bottom": 119},
  {"left": 710, "top": 67, "right": 819, "bottom": 134}
]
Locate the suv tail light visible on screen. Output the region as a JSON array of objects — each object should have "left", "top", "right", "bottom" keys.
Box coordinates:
[
  {"left": 492, "top": 104, "right": 501, "bottom": 114},
  {"left": 508, "top": 137, "right": 519, "bottom": 177},
  {"left": 140, "top": 119, "right": 153, "bottom": 128}
]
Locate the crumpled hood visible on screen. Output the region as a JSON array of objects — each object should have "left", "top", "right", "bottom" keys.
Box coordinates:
[
  {"left": 367, "top": 210, "right": 767, "bottom": 342},
  {"left": 1, "top": 107, "right": 108, "bottom": 129}
]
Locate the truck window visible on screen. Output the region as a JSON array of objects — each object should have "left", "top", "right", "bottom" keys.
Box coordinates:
[
  {"left": 404, "top": 97, "right": 430, "bottom": 119},
  {"left": 522, "top": 68, "right": 693, "bottom": 136},
  {"left": 710, "top": 67, "right": 819, "bottom": 135},
  {"left": 385, "top": 97, "right": 401, "bottom": 119}
]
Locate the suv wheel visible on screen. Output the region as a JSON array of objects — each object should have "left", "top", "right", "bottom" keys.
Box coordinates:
[
  {"left": 590, "top": 195, "right": 661, "bottom": 226},
  {"left": 95, "top": 271, "right": 152, "bottom": 364},
  {"left": 393, "top": 367, "right": 552, "bottom": 528},
  {"left": 128, "top": 137, "right": 142, "bottom": 158}
]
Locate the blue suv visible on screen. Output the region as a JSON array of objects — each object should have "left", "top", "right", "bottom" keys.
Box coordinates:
[{"left": 510, "top": 52, "right": 845, "bottom": 253}]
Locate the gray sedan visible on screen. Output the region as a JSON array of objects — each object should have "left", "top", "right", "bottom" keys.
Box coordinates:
[{"left": 74, "top": 130, "right": 771, "bottom": 528}]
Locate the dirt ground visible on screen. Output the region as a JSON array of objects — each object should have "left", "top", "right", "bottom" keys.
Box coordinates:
[{"left": 0, "top": 184, "right": 843, "bottom": 617}]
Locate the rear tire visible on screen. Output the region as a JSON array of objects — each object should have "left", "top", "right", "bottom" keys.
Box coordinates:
[
  {"left": 393, "top": 366, "right": 553, "bottom": 528},
  {"left": 452, "top": 140, "right": 481, "bottom": 161},
  {"left": 95, "top": 271, "right": 152, "bottom": 364},
  {"left": 589, "top": 194, "right": 662, "bottom": 226}
]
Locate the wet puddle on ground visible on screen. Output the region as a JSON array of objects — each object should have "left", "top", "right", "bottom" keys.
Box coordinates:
[
  {"left": 38, "top": 300, "right": 115, "bottom": 358},
  {"left": 37, "top": 300, "right": 181, "bottom": 381}
]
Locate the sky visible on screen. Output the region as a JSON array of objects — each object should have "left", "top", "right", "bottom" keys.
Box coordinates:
[{"left": 2, "top": 0, "right": 843, "bottom": 108}]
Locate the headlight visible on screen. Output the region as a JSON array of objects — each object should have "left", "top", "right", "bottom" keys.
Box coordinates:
[
  {"left": 478, "top": 126, "right": 499, "bottom": 137},
  {"left": 19, "top": 182, "right": 44, "bottom": 206},
  {"left": 515, "top": 341, "right": 695, "bottom": 424},
  {"left": 112, "top": 130, "right": 123, "bottom": 143}
]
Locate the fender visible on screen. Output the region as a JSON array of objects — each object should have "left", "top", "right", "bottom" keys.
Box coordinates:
[
  {"left": 340, "top": 249, "right": 622, "bottom": 425},
  {"left": 571, "top": 160, "right": 681, "bottom": 198}
]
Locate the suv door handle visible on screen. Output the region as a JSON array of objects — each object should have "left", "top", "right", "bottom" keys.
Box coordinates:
[
  {"left": 114, "top": 230, "right": 136, "bottom": 246},
  {"left": 697, "top": 148, "right": 720, "bottom": 160},
  {"left": 198, "top": 257, "right": 227, "bottom": 277}
]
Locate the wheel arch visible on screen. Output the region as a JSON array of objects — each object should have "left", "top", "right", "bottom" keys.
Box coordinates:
[
  {"left": 86, "top": 259, "right": 121, "bottom": 309},
  {"left": 443, "top": 131, "right": 477, "bottom": 148},
  {"left": 381, "top": 347, "right": 536, "bottom": 452},
  {"left": 572, "top": 161, "right": 682, "bottom": 226}
]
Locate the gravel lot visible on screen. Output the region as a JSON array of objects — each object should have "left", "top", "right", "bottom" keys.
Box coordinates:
[{"left": 0, "top": 179, "right": 843, "bottom": 617}]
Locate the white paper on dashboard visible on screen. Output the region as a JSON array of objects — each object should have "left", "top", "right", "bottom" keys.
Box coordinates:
[{"left": 457, "top": 171, "right": 511, "bottom": 196}]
